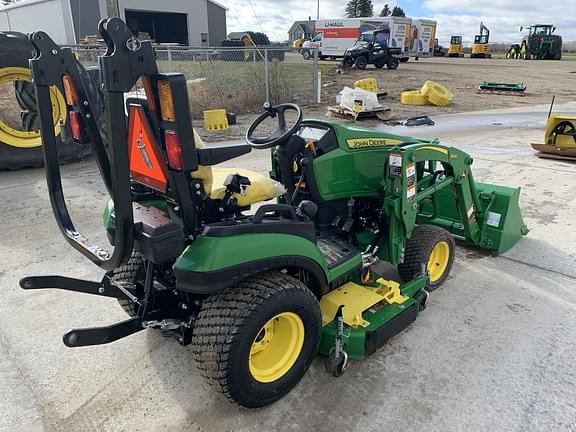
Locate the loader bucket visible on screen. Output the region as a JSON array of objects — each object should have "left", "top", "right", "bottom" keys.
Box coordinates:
[{"left": 475, "top": 182, "right": 528, "bottom": 253}]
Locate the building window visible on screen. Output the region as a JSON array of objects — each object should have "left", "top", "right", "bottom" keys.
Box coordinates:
[{"left": 201, "top": 32, "right": 208, "bottom": 46}]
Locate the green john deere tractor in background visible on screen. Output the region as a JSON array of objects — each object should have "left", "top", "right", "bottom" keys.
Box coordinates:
[
  {"left": 507, "top": 25, "right": 562, "bottom": 60},
  {"left": 19, "top": 19, "right": 528, "bottom": 408}
]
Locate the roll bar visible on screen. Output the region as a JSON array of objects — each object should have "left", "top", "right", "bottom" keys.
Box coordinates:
[{"left": 28, "top": 18, "right": 158, "bottom": 271}]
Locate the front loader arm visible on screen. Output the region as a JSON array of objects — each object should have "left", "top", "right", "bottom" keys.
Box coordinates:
[{"left": 379, "top": 142, "right": 526, "bottom": 262}]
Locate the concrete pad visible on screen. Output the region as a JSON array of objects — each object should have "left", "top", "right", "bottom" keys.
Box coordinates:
[{"left": 0, "top": 105, "right": 575, "bottom": 431}]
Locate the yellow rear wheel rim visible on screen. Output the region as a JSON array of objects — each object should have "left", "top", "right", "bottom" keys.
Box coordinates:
[
  {"left": 0, "top": 67, "right": 66, "bottom": 149},
  {"left": 427, "top": 241, "right": 450, "bottom": 282},
  {"left": 249, "top": 312, "right": 305, "bottom": 383}
]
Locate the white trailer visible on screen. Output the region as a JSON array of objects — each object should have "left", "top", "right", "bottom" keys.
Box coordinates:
[
  {"left": 380, "top": 16, "right": 413, "bottom": 61},
  {"left": 301, "top": 18, "right": 386, "bottom": 59},
  {"left": 410, "top": 19, "right": 437, "bottom": 58}
]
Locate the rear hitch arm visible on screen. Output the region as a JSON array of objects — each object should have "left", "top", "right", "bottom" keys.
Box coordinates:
[{"left": 19, "top": 275, "right": 138, "bottom": 302}]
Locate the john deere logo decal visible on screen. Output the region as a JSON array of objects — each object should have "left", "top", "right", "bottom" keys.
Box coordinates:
[{"left": 346, "top": 138, "right": 404, "bottom": 149}]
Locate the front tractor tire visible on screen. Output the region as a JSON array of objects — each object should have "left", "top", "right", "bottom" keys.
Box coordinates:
[
  {"left": 192, "top": 271, "right": 322, "bottom": 408},
  {"left": 398, "top": 225, "right": 455, "bottom": 291}
]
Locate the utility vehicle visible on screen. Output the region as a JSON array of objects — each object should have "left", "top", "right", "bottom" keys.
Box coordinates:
[
  {"left": 20, "top": 19, "right": 528, "bottom": 408},
  {"left": 342, "top": 29, "right": 401, "bottom": 69}
]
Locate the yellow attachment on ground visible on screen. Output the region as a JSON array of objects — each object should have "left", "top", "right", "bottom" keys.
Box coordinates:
[
  {"left": 546, "top": 115, "right": 576, "bottom": 148},
  {"left": 203, "top": 109, "right": 229, "bottom": 131},
  {"left": 320, "top": 280, "right": 408, "bottom": 328},
  {"left": 249, "top": 312, "right": 305, "bottom": 383},
  {"left": 400, "top": 90, "right": 428, "bottom": 106},
  {"left": 190, "top": 130, "right": 285, "bottom": 206},
  {"left": 0, "top": 67, "right": 66, "bottom": 149},
  {"left": 354, "top": 78, "right": 378, "bottom": 93},
  {"left": 421, "top": 80, "right": 454, "bottom": 107}
]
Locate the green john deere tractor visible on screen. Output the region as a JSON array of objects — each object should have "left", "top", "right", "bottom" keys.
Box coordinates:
[
  {"left": 20, "top": 19, "right": 528, "bottom": 408},
  {"left": 507, "top": 25, "right": 563, "bottom": 60}
]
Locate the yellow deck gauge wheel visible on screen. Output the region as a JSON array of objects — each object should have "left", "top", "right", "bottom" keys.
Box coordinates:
[
  {"left": 427, "top": 241, "right": 450, "bottom": 282},
  {"left": 354, "top": 78, "right": 378, "bottom": 93},
  {"left": 249, "top": 312, "right": 305, "bottom": 383},
  {"left": 203, "top": 109, "right": 229, "bottom": 131},
  {"left": 0, "top": 67, "right": 66, "bottom": 148},
  {"left": 400, "top": 90, "right": 428, "bottom": 106},
  {"left": 421, "top": 80, "right": 454, "bottom": 107}
]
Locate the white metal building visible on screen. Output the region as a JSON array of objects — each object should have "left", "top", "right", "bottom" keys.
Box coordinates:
[{"left": 0, "top": 0, "right": 228, "bottom": 46}]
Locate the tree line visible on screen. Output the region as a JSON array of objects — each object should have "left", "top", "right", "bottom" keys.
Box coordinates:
[{"left": 345, "top": 0, "right": 406, "bottom": 18}]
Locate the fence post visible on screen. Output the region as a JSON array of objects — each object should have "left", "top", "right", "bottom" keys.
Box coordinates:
[
  {"left": 312, "top": 47, "right": 320, "bottom": 104},
  {"left": 264, "top": 48, "right": 270, "bottom": 103},
  {"left": 167, "top": 48, "right": 173, "bottom": 72}
]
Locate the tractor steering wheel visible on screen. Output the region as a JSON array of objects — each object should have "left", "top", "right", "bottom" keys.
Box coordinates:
[{"left": 246, "top": 102, "right": 303, "bottom": 149}]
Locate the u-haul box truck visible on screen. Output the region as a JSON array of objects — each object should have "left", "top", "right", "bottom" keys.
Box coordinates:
[
  {"left": 410, "top": 19, "right": 437, "bottom": 58},
  {"left": 301, "top": 19, "right": 385, "bottom": 59}
]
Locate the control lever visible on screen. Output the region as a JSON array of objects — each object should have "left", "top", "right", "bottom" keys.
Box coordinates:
[{"left": 289, "top": 157, "right": 309, "bottom": 204}]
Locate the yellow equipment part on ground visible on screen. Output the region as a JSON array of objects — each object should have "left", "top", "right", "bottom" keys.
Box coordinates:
[
  {"left": 546, "top": 115, "right": 576, "bottom": 148},
  {"left": 320, "top": 279, "right": 408, "bottom": 328},
  {"left": 400, "top": 90, "right": 428, "bottom": 106},
  {"left": 421, "top": 80, "right": 454, "bottom": 107},
  {"left": 354, "top": 78, "right": 378, "bottom": 93}
]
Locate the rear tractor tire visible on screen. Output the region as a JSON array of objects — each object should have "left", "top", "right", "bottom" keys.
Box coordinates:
[
  {"left": 191, "top": 271, "right": 322, "bottom": 408},
  {"left": 398, "top": 224, "right": 455, "bottom": 291},
  {"left": 109, "top": 252, "right": 145, "bottom": 317}
]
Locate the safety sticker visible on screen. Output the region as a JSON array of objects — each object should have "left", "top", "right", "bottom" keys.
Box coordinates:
[
  {"left": 389, "top": 153, "right": 402, "bottom": 177},
  {"left": 467, "top": 206, "right": 476, "bottom": 225},
  {"left": 407, "top": 184, "right": 416, "bottom": 200},
  {"left": 486, "top": 211, "right": 502, "bottom": 228},
  {"left": 406, "top": 163, "right": 416, "bottom": 179}
]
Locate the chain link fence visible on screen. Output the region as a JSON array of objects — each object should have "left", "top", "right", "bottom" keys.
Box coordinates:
[{"left": 72, "top": 45, "right": 320, "bottom": 118}]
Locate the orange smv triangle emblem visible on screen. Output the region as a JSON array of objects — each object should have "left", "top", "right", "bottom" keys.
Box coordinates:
[{"left": 127, "top": 105, "right": 168, "bottom": 192}]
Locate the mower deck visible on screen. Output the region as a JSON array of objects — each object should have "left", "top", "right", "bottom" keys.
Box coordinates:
[{"left": 319, "top": 276, "right": 426, "bottom": 360}]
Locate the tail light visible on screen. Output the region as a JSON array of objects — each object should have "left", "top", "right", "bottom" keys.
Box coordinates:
[
  {"left": 69, "top": 111, "right": 82, "bottom": 141},
  {"left": 157, "top": 80, "right": 176, "bottom": 122},
  {"left": 62, "top": 74, "right": 78, "bottom": 106},
  {"left": 164, "top": 130, "right": 183, "bottom": 171}
]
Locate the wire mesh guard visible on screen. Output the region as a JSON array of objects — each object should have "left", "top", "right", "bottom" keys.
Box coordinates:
[{"left": 71, "top": 45, "right": 317, "bottom": 118}]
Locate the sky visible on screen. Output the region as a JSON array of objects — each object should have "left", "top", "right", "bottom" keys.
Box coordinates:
[{"left": 220, "top": 0, "right": 576, "bottom": 44}]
